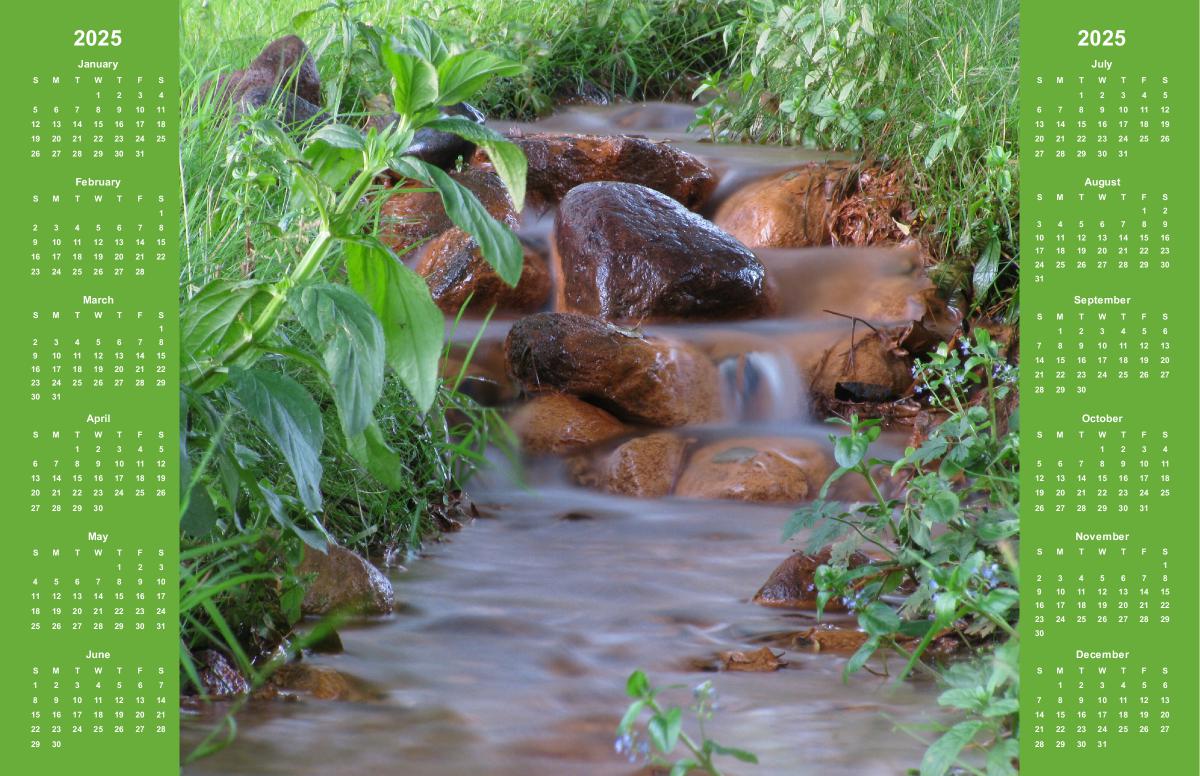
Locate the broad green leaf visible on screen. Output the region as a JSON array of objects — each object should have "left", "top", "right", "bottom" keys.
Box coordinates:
[
  {"left": 292, "top": 283, "right": 386, "bottom": 437},
  {"left": 230, "top": 367, "right": 325, "bottom": 513},
  {"left": 647, "top": 709, "right": 680, "bottom": 754},
  {"left": 424, "top": 116, "right": 527, "bottom": 210},
  {"left": 985, "top": 737, "right": 1019, "bottom": 776},
  {"left": 618, "top": 699, "right": 645, "bottom": 733},
  {"left": 257, "top": 480, "right": 328, "bottom": 551},
  {"left": 181, "top": 279, "right": 271, "bottom": 360},
  {"left": 345, "top": 418, "right": 409, "bottom": 490},
  {"left": 180, "top": 483, "right": 219, "bottom": 537},
  {"left": 436, "top": 51, "right": 524, "bottom": 106},
  {"left": 309, "top": 123, "right": 365, "bottom": 150},
  {"left": 391, "top": 156, "right": 523, "bottom": 286},
  {"left": 834, "top": 433, "right": 869, "bottom": 468},
  {"left": 920, "top": 720, "right": 984, "bottom": 776},
  {"left": 972, "top": 236, "right": 1002, "bottom": 301},
  {"left": 859, "top": 601, "right": 902, "bottom": 636},
  {"left": 402, "top": 19, "right": 449, "bottom": 65},
  {"left": 625, "top": 670, "right": 649, "bottom": 698},
  {"left": 979, "top": 587, "right": 1020, "bottom": 619},
  {"left": 669, "top": 761, "right": 698, "bottom": 776},
  {"left": 383, "top": 47, "right": 438, "bottom": 116},
  {"left": 345, "top": 242, "right": 443, "bottom": 412},
  {"left": 843, "top": 634, "right": 880, "bottom": 679},
  {"left": 924, "top": 488, "right": 959, "bottom": 523}
]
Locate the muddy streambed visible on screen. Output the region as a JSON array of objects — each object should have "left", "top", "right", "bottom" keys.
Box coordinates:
[{"left": 182, "top": 103, "right": 956, "bottom": 775}]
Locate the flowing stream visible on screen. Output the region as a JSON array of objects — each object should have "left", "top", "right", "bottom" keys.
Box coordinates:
[{"left": 182, "top": 103, "right": 955, "bottom": 775}]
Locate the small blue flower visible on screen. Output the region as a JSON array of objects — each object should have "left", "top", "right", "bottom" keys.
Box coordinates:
[{"left": 928, "top": 579, "right": 939, "bottom": 590}]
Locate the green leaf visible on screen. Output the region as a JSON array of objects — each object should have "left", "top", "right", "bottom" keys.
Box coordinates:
[
  {"left": 230, "top": 367, "right": 325, "bottom": 513},
  {"left": 181, "top": 279, "right": 271, "bottom": 361},
  {"left": 345, "top": 242, "right": 444, "bottom": 412},
  {"left": 669, "top": 760, "right": 698, "bottom": 776},
  {"left": 979, "top": 587, "right": 1019, "bottom": 619},
  {"left": 625, "top": 670, "right": 650, "bottom": 699},
  {"left": 257, "top": 480, "right": 328, "bottom": 551},
  {"left": 402, "top": 20, "right": 449, "bottom": 65},
  {"left": 180, "top": 483, "right": 219, "bottom": 537},
  {"left": 985, "top": 737, "right": 1019, "bottom": 776},
  {"left": 425, "top": 117, "right": 527, "bottom": 211},
  {"left": 391, "top": 157, "right": 523, "bottom": 286},
  {"left": 647, "top": 708, "right": 682, "bottom": 753},
  {"left": 292, "top": 283, "right": 386, "bottom": 437},
  {"left": 781, "top": 499, "right": 844, "bottom": 542},
  {"left": 618, "top": 699, "right": 645, "bottom": 733},
  {"left": 346, "top": 418, "right": 409, "bottom": 490},
  {"left": 973, "top": 236, "right": 1002, "bottom": 301},
  {"left": 924, "top": 488, "right": 959, "bottom": 523},
  {"left": 383, "top": 47, "right": 438, "bottom": 116},
  {"left": 920, "top": 720, "right": 984, "bottom": 776},
  {"left": 708, "top": 741, "right": 759, "bottom": 763},
  {"left": 859, "top": 601, "right": 902, "bottom": 636},
  {"left": 834, "top": 433, "right": 869, "bottom": 468},
  {"left": 436, "top": 51, "right": 524, "bottom": 106},
  {"left": 843, "top": 634, "right": 880, "bottom": 679},
  {"left": 309, "top": 123, "right": 365, "bottom": 150}
]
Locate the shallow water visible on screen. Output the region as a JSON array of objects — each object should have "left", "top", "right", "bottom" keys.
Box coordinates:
[{"left": 182, "top": 103, "right": 952, "bottom": 775}]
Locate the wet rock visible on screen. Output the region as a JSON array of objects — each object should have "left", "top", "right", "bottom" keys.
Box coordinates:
[
  {"left": 554, "top": 183, "right": 772, "bottom": 322},
  {"left": 713, "top": 163, "right": 853, "bottom": 248},
  {"left": 806, "top": 329, "right": 913, "bottom": 404},
  {"left": 797, "top": 626, "right": 872, "bottom": 654},
  {"left": 505, "top": 312, "right": 721, "bottom": 427},
  {"left": 268, "top": 663, "right": 382, "bottom": 702},
  {"left": 508, "top": 393, "right": 627, "bottom": 455},
  {"left": 572, "top": 432, "right": 689, "bottom": 498},
  {"left": 477, "top": 133, "right": 715, "bottom": 209},
  {"left": 369, "top": 101, "right": 486, "bottom": 171},
  {"left": 199, "top": 36, "right": 328, "bottom": 130},
  {"left": 674, "top": 437, "right": 835, "bottom": 503},
  {"left": 417, "top": 230, "right": 550, "bottom": 314},
  {"left": 753, "top": 548, "right": 873, "bottom": 611},
  {"left": 718, "top": 646, "right": 787, "bottom": 672},
  {"left": 193, "top": 649, "right": 250, "bottom": 698},
  {"left": 298, "top": 544, "right": 394, "bottom": 616},
  {"left": 379, "top": 168, "right": 516, "bottom": 257}
]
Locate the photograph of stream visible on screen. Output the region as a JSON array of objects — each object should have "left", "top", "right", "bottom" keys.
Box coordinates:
[{"left": 178, "top": 1, "right": 1020, "bottom": 774}]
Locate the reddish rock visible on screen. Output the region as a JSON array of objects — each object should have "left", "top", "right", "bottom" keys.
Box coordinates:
[
  {"left": 298, "top": 544, "right": 394, "bottom": 616},
  {"left": 713, "top": 163, "right": 853, "bottom": 248},
  {"left": 805, "top": 330, "right": 914, "bottom": 403},
  {"left": 674, "top": 437, "right": 835, "bottom": 503},
  {"left": 753, "top": 548, "right": 873, "bottom": 611},
  {"left": 379, "top": 168, "right": 516, "bottom": 257},
  {"left": 554, "top": 183, "right": 771, "bottom": 322},
  {"left": 417, "top": 230, "right": 550, "bottom": 315},
  {"left": 476, "top": 133, "right": 716, "bottom": 209},
  {"left": 509, "top": 393, "right": 628, "bottom": 454},
  {"left": 268, "top": 663, "right": 381, "bottom": 702},
  {"left": 505, "top": 312, "right": 720, "bottom": 427},
  {"left": 573, "top": 432, "right": 689, "bottom": 497}
]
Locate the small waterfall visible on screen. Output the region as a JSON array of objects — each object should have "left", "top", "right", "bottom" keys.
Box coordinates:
[{"left": 718, "top": 348, "right": 809, "bottom": 423}]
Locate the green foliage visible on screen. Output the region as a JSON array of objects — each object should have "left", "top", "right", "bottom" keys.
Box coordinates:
[
  {"left": 783, "top": 330, "right": 1019, "bottom": 773},
  {"left": 695, "top": 0, "right": 1019, "bottom": 312},
  {"left": 618, "top": 670, "right": 757, "bottom": 775}
]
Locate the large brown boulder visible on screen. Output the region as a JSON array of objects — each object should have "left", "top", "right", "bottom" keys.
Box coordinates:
[
  {"left": 417, "top": 230, "right": 550, "bottom": 315},
  {"left": 199, "top": 36, "right": 327, "bottom": 130},
  {"left": 554, "top": 183, "right": 772, "bottom": 322},
  {"left": 509, "top": 393, "right": 628, "bottom": 455},
  {"left": 713, "top": 163, "right": 853, "bottom": 248},
  {"left": 753, "top": 548, "right": 873, "bottom": 611},
  {"left": 572, "top": 432, "right": 689, "bottom": 498},
  {"left": 675, "top": 437, "right": 835, "bottom": 503},
  {"left": 379, "top": 168, "right": 516, "bottom": 257},
  {"left": 505, "top": 313, "right": 721, "bottom": 427},
  {"left": 477, "top": 133, "right": 716, "bottom": 209},
  {"left": 805, "top": 330, "right": 913, "bottom": 403},
  {"left": 298, "top": 544, "right": 394, "bottom": 616}
]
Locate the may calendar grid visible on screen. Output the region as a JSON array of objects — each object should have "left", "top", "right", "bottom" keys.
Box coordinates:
[{"left": 0, "top": 0, "right": 1196, "bottom": 774}]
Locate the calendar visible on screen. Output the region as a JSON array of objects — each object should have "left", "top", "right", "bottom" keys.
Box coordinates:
[
  {"left": 0, "top": 1, "right": 1197, "bottom": 775},
  {"left": 1020, "top": 1, "right": 1198, "bottom": 769},
  {"left": 0, "top": 2, "right": 179, "bottom": 773}
]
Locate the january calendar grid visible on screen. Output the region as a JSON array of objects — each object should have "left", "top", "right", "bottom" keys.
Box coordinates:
[{"left": 0, "top": 1, "right": 1197, "bottom": 774}]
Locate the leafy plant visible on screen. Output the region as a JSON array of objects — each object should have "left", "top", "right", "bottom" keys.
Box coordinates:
[
  {"left": 618, "top": 670, "right": 758, "bottom": 775},
  {"left": 781, "top": 330, "right": 1018, "bottom": 772}
]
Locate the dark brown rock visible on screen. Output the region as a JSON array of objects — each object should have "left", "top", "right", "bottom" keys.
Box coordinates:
[
  {"left": 298, "top": 544, "right": 394, "bottom": 616},
  {"left": 674, "top": 437, "right": 835, "bottom": 503},
  {"left": 476, "top": 133, "right": 716, "bottom": 209},
  {"left": 753, "top": 548, "right": 873, "bottom": 611},
  {"left": 509, "top": 393, "right": 628, "bottom": 454},
  {"left": 713, "top": 163, "right": 853, "bottom": 248},
  {"left": 379, "top": 168, "right": 516, "bottom": 257},
  {"left": 417, "top": 230, "right": 550, "bottom": 314},
  {"left": 193, "top": 649, "right": 250, "bottom": 698},
  {"left": 368, "top": 101, "right": 486, "bottom": 172},
  {"left": 554, "top": 183, "right": 771, "bottom": 322},
  {"left": 505, "top": 312, "right": 720, "bottom": 427},
  {"left": 199, "top": 36, "right": 327, "bottom": 129},
  {"left": 268, "top": 663, "right": 382, "bottom": 702}
]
